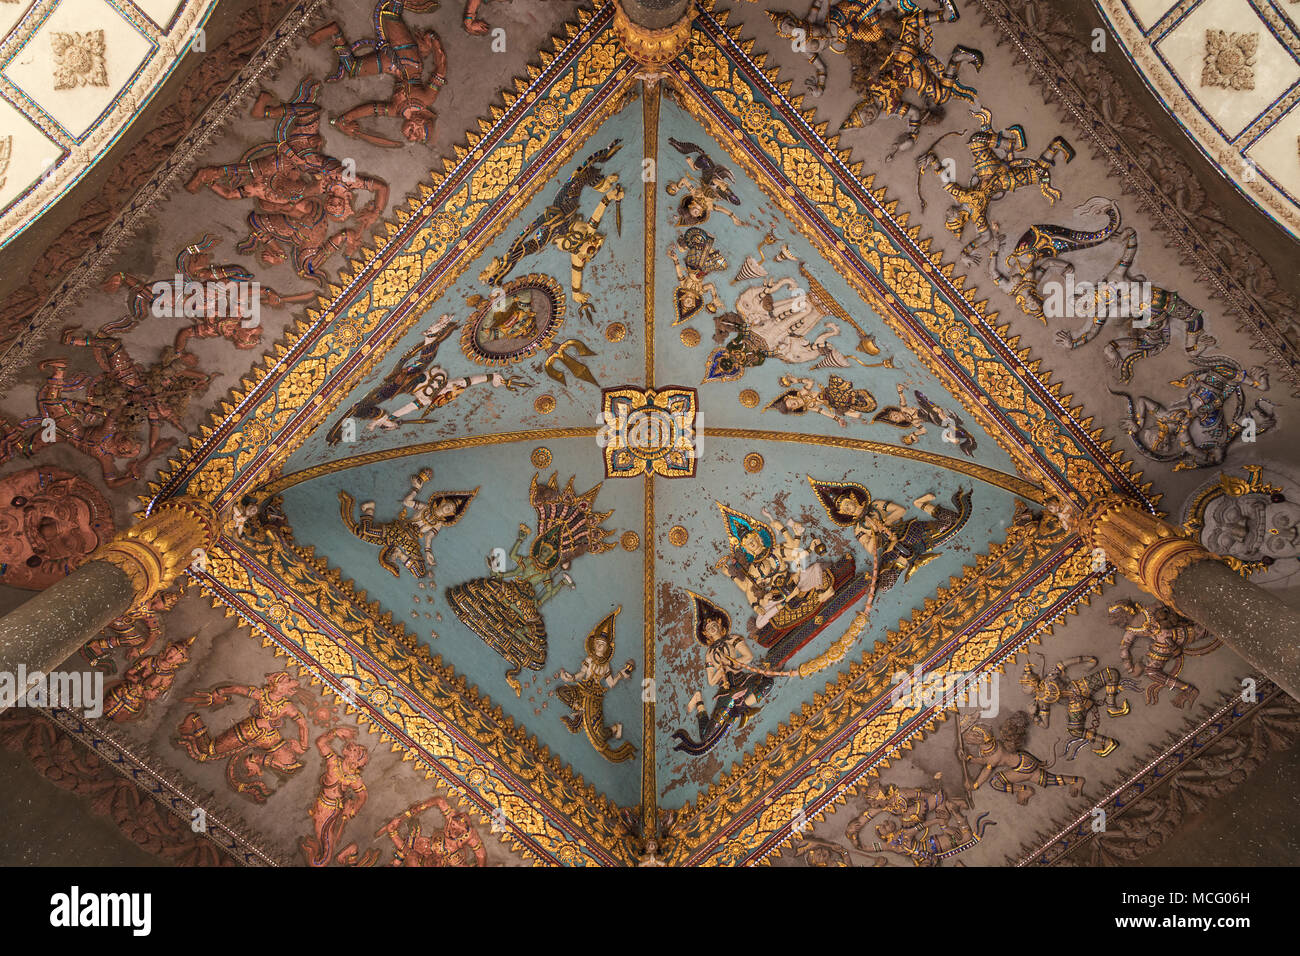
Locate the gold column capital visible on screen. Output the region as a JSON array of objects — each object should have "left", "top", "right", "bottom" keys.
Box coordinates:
[
  {"left": 88, "top": 497, "right": 219, "bottom": 610},
  {"left": 612, "top": 0, "right": 695, "bottom": 67},
  {"left": 1080, "top": 494, "right": 1219, "bottom": 604}
]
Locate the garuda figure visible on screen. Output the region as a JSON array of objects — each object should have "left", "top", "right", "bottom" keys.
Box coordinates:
[
  {"left": 480, "top": 140, "right": 625, "bottom": 320},
  {"left": 446, "top": 473, "right": 614, "bottom": 695}
]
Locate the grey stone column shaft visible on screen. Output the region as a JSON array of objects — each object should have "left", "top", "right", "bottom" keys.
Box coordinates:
[
  {"left": 1171, "top": 559, "right": 1300, "bottom": 702},
  {"left": 0, "top": 560, "right": 135, "bottom": 713},
  {"left": 621, "top": 0, "right": 690, "bottom": 30}
]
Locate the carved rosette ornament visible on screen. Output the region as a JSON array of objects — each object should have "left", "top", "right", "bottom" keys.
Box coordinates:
[
  {"left": 1080, "top": 495, "right": 1219, "bottom": 605},
  {"left": 612, "top": 0, "right": 695, "bottom": 68},
  {"left": 88, "top": 498, "right": 219, "bottom": 611}
]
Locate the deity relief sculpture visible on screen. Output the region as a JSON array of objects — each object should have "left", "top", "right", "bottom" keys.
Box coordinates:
[
  {"left": 377, "top": 795, "right": 487, "bottom": 866},
  {"left": 175, "top": 671, "right": 335, "bottom": 802},
  {"left": 553, "top": 608, "right": 637, "bottom": 763},
  {"left": 1185, "top": 465, "right": 1300, "bottom": 575},
  {"left": 765, "top": 373, "right": 877, "bottom": 427},
  {"left": 871, "top": 383, "right": 976, "bottom": 455},
  {"left": 665, "top": 137, "right": 744, "bottom": 227},
  {"left": 339, "top": 468, "right": 476, "bottom": 579},
  {"left": 103, "top": 635, "right": 196, "bottom": 723},
  {"left": 845, "top": 774, "right": 992, "bottom": 867},
  {"left": 672, "top": 592, "right": 774, "bottom": 756},
  {"left": 302, "top": 728, "right": 379, "bottom": 867},
  {"left": 446, "top": 473, "right": 615, "bottom": 694},
  {"left": 82, "top": 589, "right": 181, "bottom": 672}
]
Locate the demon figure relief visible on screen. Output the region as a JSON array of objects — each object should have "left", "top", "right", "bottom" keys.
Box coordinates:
[
  {"left": 0, "top": 466, "right": 112, "bottom": 590},
  {"left": 1109, "top": 600, "right": 1221, "bottom": 708},
  {"left": 446, "top": 473, "right": 615, "bottom": 694},
  {"left": 175, "top": 671, "right": 336, "bottom": 802},
  {"left": 844, "top": 775, "right": 993, "bottom": 867},
  {"left": 553, "top": 608, "right": 637, "bottom": 763},
  {"left": 959, "top": 712, "right": 1085, "bottom": 805}
]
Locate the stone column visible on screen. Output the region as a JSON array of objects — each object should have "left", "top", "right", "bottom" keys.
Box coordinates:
[
  {"left": 612, "top": 0, "right": 695, "bottom": 67},
  {"left": 0, "top": 497, "right": 218, "bottom": 712},
  {"left": 1082, "top": 494, "right": 1300, "bottom": 701}
]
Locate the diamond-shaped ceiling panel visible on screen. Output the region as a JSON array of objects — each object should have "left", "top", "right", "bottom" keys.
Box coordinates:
[{"left": 152, "top": 3, "right": 1146, "bottom": 866}]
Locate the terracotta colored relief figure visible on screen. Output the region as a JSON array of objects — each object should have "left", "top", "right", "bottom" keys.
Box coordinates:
[
  {"left": 175, "top": 671, "right": 336, "bottom": 802},
  {"left": 189, "top": 80, "right": 389, "bottom": 285},
  {"left": 0, "top": 466, "right": 112, "bottom": 590},
  {"left": 302, "top": 728, "right": 379, "bottom": 867},
  {"left": 82, "top": 589, "right": 181, "bottom": 672},
  {"left": 311, "top": 0, "right": 447, "bottom": 147},
  {"left": 377, "top": 795, "right": 486, "bottom": 866},
  {"left": 445, "top": 472, "right": 614, "bottom": 695},
  {"left": 103, "top": 635, "right": 196, "bottom": 723}
]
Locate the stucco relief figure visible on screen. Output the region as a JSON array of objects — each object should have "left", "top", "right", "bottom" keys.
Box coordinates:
[
  {"left": 27, "top": 317, "right": 210, "bottom": 487},
  {"left": 480, "top": 140, "right": 625, "bottom": 320},
  {"left": 959, "top": 712, "right": 1084, "bottom": 805},
  {"left": 714, "top": 504, "right": 834, "bottom": 630},
  {"left": 338, "top": 468, "right": 476, "bottom": 578},
  {"left": 554, "top": 608, "right": 636, "bottom": 763},
  {"left": 1020, "top": 655, "right": 1132, "bottom": 758},
  {"left": 672, "top": 592, "right": 774, "bottom": 756},
  {"left": 446, "top": 473, "right": 615, "bottom": 695},
  {"left": 918, "top": 108, "right": 1074, "bottom": 266},
  {"left": 845, "top": 775, "right": 992, "bottom": 867},
  {"left": 871, "top": 383, "right": 976, "bottom": 456},
  {"left": 765, "top": 373, "right": 877, "bottom": 427},
  {"left": 1191, "top": 466, "right": 1300, "bottom": 574},
  {"left": 103, "top": 635, "right": 196, "bottom": 723},
  {"left": 826, "top": 0, "right": 982, "bottom": 159},
  {"left": 1109, "top": 600, "right": 1221, "bottom": 709},
  {"left": 175, "top": 671, "right": 335, "bottom": 803},
  {"left": 667, "top": 227, "right": 726, "bottom": 326},
  {"left": 302, "top": 728, "right": 379, "bottom": 867},
  {"left": 704, "top": 276, "right": 857, "bottom": 382},
  {"left": 81, "top": 589, "right": 182, "bottom": 672},
  {"left": 1111, "top": 356, "right": 1276, "bottom": 471},
  {"left": 312, "top": 0, "right": 447, "bottom": 147},
  {"left": 665, "top": 137, "right": 743, "bottom": 227},
  {"left": 377, "top": 795, "right": 487, "bottom": 866},
  {"left": 325, "top": 314, "right": 527, "bottom": 445},
  {"left": 0, "top": 466, "right": 112, "bottom": 590}
]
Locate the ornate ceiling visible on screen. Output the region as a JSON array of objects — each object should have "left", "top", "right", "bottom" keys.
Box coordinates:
[
  {"left": 0, "top": 0, "right": 217, "bottom": 249},
  {"left": 0, "top": 0, "right": 1297, "bottom": 868}
]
